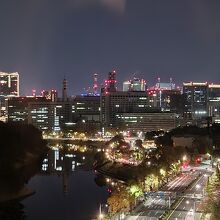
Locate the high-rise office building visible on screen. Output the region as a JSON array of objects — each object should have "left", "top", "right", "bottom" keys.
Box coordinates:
[
  {"left": 0, "top": 71, "right": 20, "bottom": 121},
  {"left": 7, "top": 96, "right": 71, "bottom": 131},
  {"left": 208, "top": 84, "right": 220, "bottom": 101},
  {"left": 147, "top": 78, "right": 180, "bottom": 112},
  {"left": 208, "top": 84, "right": 220, "bottom": 123},
  {"left": 101, "top": 90, "right": 150, "bottom": 127},
  {"left": 28, "top": 101, "right": 66, "bottom": 131},
  {"left": 7, "top": 97, "right": 47, "bottom": 122},
  {"left": 155, "top": 78, "right": 175, "bottom": 91},
  {"left": 41, "top": 89, "right": 58, "bottom": 102},
  {"left": 93, "top": 73, "right": 98, "bottom": 95},
  {"left": 0, "top": 72, "right": 19, "bottom": 97},
  {"left": 183, "top": 82, "right": 208, "bottom": 119},
  {"left": 62, "top": 78, "right": 68, "bottom": 102},
  {"left": 123, "top": 78, "right": 146, "bottom": 92},
  {"left": 115, "top": 112, "right": 177, "bottom": 132},
  {"left": 104, "top": 71, "right": 117, "bottom": 93},
  {"left": 123, "top": 81, "right": 131, "bottom": 92},
  {"left": 73, "top": 94, "right": 100, "bottom": 123}
]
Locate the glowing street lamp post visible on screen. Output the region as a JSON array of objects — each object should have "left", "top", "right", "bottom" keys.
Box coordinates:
[
  {"left": 99, "top": 204, "right": 103, "bottom": 220},
  {"left": 99, "top": 203, "right": 108, "bottom": 220}
]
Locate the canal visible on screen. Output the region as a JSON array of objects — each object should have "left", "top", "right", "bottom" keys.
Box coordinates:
[{"left": 21, "top": 144, "right": 108, "bottom": 220}]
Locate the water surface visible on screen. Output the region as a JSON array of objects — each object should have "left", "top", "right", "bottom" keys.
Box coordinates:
[{"left": 22, "top": 146, "right": 108, "bottom": 220}]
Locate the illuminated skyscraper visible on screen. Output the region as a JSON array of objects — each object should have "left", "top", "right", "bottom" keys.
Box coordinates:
[
  {"left": 183, "top": 82, "right": 208, "bottom": 119},
  {"left": 123, "top": 81, "right": 131, "bottom": 92},
  {"left": 7, "top": 97, "right": 47, "bottom": 122},
  {"left": 101, "top": 90, "right": 149, "bottom": 127},
  {"left": 0, "top": 71, "right": 19, "bottom": 120},
  {"left": 0, "top": 71, "right": 19, "bottom": 97},
  {"left": 62, "top": 78, "right": 68, "bottom": 102},
  {"left": 7, "top": 96, "right": 71, "bottom": 131},
  {"left": 104, "top": 71, "right": 117, "bottom": 93},
  {"left": 41, "top": 89, "right": 58, "bottom": 102},
  {"left": 147, "top": 78, "right": 180, "bottom": 112},
  {"left": 123, "top": 78, "right": 146, "bottom": 92},
  {"left": 93, "top": 73, "right": 98, "bottom": 95},
  {"left": 208, "top": 84, "right": 220, "bottom": 123}
]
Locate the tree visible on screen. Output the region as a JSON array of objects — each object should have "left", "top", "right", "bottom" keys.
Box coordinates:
[
  {"left": 128, "top": 185, "right": 143, "bottom": 199},
  {"left": 211, "top": 201, "right": 220, "bottom": 220},
  {"left": 0, "top": 122, "right": 48, "bottom": 192},
  {"left": 107, "top": 187, "right": 134, "bottom": 216}
]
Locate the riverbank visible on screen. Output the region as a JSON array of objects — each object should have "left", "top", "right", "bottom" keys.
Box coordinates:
[
  {"left": 96, "top": 161, "right": 144, "bottom": 182},
  {"left": 46, "top": 138, "right": 105, "bottom": 147},
  {"left": 0, "top": 186, "right": 35, "bottom": 204}
]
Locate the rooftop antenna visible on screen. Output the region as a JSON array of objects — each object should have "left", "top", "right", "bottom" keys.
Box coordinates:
[
  {"left": 93, "top": 73, "right": 98, "bottom": 94},
  {"left": 157, "top": 77, "right": 161, "bottom": 88},
  {"left": 170, "top": 77, "right": 173, "bottom": 89}
]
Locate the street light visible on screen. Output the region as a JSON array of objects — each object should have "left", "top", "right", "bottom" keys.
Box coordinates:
[
  {"left": 99, "top": 204, "right": 104, "bottom": 220},
  {"left": 99, "top": 203, "right": 108, "bottom": 220},
  {"left": 183, "top": 155, "right": 187, "bottom": 161},
  {"left": 196, "top": 184, "right": 201, "bottom": 190},
  {"left": 99, "top": 213, "right": 104, "bottom": 220}
]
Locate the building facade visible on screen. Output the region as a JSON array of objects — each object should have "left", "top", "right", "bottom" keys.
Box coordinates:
[
  {"left": 7, "top": 96, "right": 71, "bottom": 131},
  {"left": 0, "top": 71, "right": 19, "bottom": 97},
  {"left": 183, "top": 82, "right": 208, "bottom": 119},
  {"left": 101, "top": 90, "right": 150, "bottom": 127},
  {"left": 115, "top": 112, "right": 177, "bottom": 132},
  {"left": 123, "top": 78, "right": 146, "bottom": 92},
  {"left": 28, "top": 101, "right": 68, "bottom": 131},
  {"left": 0, "top": 71, "right": 20, "bottom": 120},
  {"left": 208, "top": 84, "right": 220, "bottom": 123},
  {"left": 7, "top": 97, "right": 47, "bottom": 122},
  {"left": 148, "top": 88, "right": 182, "bottom": 112},
  {"left": 41, "top": 89, "right": 58, "bottom": 102},
  {"left": 73, "top": 95, "right": 100, "bottom": 123}
]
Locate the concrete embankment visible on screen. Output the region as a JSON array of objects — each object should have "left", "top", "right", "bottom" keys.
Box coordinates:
[{"left": 96, "top": 161, "right": 139, "bottom": 182}]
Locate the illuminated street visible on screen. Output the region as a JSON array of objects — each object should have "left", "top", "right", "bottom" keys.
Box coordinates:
[{"left": 124, "top": 166, "right": 212, "bottom": 220}]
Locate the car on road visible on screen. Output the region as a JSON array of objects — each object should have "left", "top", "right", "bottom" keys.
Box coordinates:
[{"left": 187, "top": 208, "right": 194, "bottom": 216}]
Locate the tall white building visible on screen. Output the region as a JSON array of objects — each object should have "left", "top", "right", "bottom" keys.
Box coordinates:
[
  {"left": 123, "top": 78, "right": 146, "bottom": 92},
  {"left": 0, "top": 71, "right": 19, "bottom": 120}
]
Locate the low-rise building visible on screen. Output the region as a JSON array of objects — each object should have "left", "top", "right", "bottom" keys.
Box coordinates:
[{"left": 116, "top": 112, "right": 177, "bottom": 132}]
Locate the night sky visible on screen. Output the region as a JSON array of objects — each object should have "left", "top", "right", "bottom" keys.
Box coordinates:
[{"left": 0, "top": 0, "right": 220, "bottom": 95}]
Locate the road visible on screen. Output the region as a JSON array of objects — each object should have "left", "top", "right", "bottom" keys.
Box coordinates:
[
  {"left": 161, "top": 171, "right": 199, "bottom": 192},
  {"left": 167, "top": 169, "right": 211, "bottom": 220},
  {"left": 124, "top": 167, "right": 212, "bottom": 220}
]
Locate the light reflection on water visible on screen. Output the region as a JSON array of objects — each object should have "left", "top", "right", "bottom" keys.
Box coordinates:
[{"left": 22, "top": 143, "right": 108, "bottom": 220}]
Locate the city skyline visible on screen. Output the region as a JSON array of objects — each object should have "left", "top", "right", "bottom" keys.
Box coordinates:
[
  {"left": 2, "top": 70, "right": 220, "bottom": 97},
  {"left": 1, "top": 2, "right": 220, "bottom": 220},
  {"left": 1, "top": 0, "right": 220, "bottom": 95}
]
